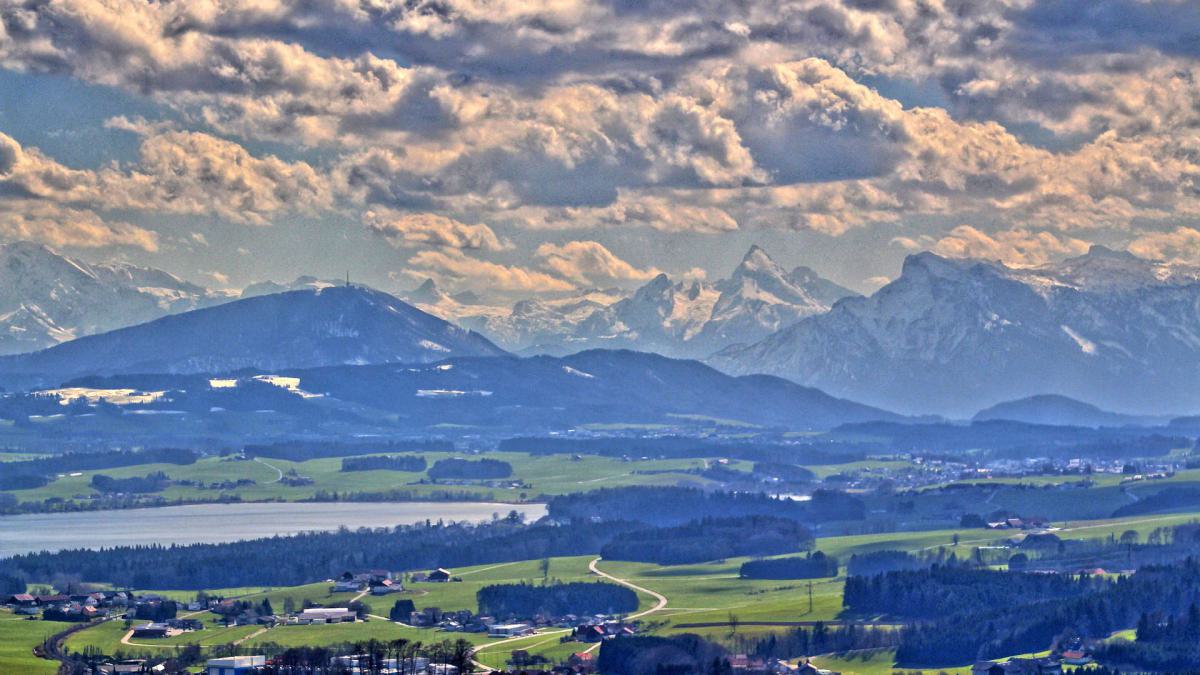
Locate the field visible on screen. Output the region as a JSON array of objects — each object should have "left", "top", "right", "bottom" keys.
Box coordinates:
[
  {"left": 4, "top": 451, "right": 726, "bottom": 507},
  {"left": 0, "top": 609, "right": 64, "bottom": 674},
  {"left": 53, "top": 508, "right": 1200, "bottom": 672}
]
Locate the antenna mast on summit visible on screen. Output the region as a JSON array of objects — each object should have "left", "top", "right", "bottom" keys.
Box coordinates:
[{"left": 346, "top": 271, "right": 350, "bottom": 287}]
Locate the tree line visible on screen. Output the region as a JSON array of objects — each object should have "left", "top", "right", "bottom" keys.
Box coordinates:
[
  {"left": 476, "top": 581, "right": 638, "bottom": 619},
  {"left": 600, "top": 516, "right": 814, "bottom": 565},
  {"left": 426, "top": 458, "right": 512, "bottom": 480},
  {"left": 546, "top": 486, "right": 863, "bottom": 527},
  {"left": 90, "top": 472, "right": 171, "bottom": 494},
  {"left": 339, "top": 455, "right": 428, "bottom": 472},
  {"left": 0, "top": 447, "right": 197, "bottom": 491},
  {"left": 740, "top": 551, "right": 838, "bottom": 579},
  {"left": 499, "top": 435, "right": 871, "bottom": 465},
  {"left": 243, "top": 439, "right": 452, "bottom": 462},
  {"left": 0, "top": 515, "right": 643, "bottom": 590},
  {"left": 597, "top": 634, "right": 732, "bottom": 675}
]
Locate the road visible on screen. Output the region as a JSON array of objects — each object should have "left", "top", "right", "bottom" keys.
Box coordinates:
[
  {"left": 255, "top": 457, "right": 284, "bottom": 483},
  {"left": 469, "top": 559, "right": 669, "bottom": 673},
  {"left": 469, "top": 628, "right": 572, "bottom": 673},
  {"left": 587, "top": 557, "right": 668, "bottom": 620}
]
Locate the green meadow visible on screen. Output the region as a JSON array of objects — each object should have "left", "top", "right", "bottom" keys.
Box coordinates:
[
  {"left": 38, "top": 500, "right": 1200, "bottom": 672},
  {"left": 0, "top": 609, "right": 68, "bottom": 674},
  {"left": 4, "top": 452, "right": 723, "bottom": 506}
]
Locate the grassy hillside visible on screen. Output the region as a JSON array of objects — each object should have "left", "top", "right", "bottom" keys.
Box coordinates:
[{"left": 0, "top": 609, "right": 63, "bottom": 674}]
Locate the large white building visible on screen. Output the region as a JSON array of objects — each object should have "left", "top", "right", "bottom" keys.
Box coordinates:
[
  {"left": 206, "top": 655, "right": 266, "bottom": 675},
  {"left": 487, "top": 622, "right": 533, "bottom": 638},
  {"left": 298, "top": 607, "right": 357, "bottom": 623}
]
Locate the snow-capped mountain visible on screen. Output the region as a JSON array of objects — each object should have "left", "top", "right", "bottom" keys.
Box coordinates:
[
  {"left": 240, "top": 275, "right": 340, "bottom": 298},
  {"left": 423, "top": 246, "right": 856, "bottom": 357},
  {"left": 0, "top": 242, "right": 224, "bottom": 356},
  {"left": 710, "top": 246, "right": 1200, "bottom": 417},
  {"left": 0, "top": 285, "right": 506, "bottom": 383},
  {"left": 694, "top": 245, "right": 854, "bottom": 351}
]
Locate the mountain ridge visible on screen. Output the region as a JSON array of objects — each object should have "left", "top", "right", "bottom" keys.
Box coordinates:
[
  {"left": 435, "top": 245, "right": 857, "bottom": 357},
  {"left": 0, "top": 242, "right": 227, "bottom": 356},
  {"left": 710, "top": 247, "right": 1200, "bottom": 417},
  {"left": 0, "top": 285, "right": 505, "bottom": 385}
]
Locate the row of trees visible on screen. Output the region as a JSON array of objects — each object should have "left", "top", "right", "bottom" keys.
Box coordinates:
[
  {"left": 340, "top": 455, "right": 428, "bottom": 472},
  {"left": 843, "top": 564, "right": 1103, "bottom": 619},
  {"left": 426, "top": 458, "right": 512, "bottom": 480},
  {"left": 733, "top": 623, "right": 901, "bottom": 661},
  {"left": 0, "top": 447, "right": 197, "bottom": 491},
  {"left": 498, "top": 436, "right": 872, "bottom": 465},
  {"left": 0, "top": 515, "right": 644, "bottom": 589},
  {"left": 596, "top": 634, "right": 731, "bottom": 675},
  {"left": 740, "top": 551, "right": 838, "bottom": 579},
  {"left": 90, "top": 472, "right": 171, "bottom": 494},
  {"left": 600, "top": 516, "right": 814, "bottom": 565},
  {"left": 546, "top": 486, "right": 862, "bottom": 527},
  {"left": 476, "top": 581, "right": 638, "bottom": 619},
  {"left": 243, "top": 440, "right": 452, "bottom": 462}
]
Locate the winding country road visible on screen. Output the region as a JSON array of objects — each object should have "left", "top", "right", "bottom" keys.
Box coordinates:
[
  {"left": 587, "top": 557, "right": 668, "bottom": 620},
  {"left": 254, "top": 457, "right": 285, "bottom": 483},
  {"left": 470, "top": 558, "right": 669, "bottom": 672}
]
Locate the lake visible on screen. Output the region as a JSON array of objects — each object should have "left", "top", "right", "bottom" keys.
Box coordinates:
[{"left": 0, "top": 501, "right": 547, "bottom": 557}]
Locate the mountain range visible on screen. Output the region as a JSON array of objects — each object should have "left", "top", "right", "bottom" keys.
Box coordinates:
[
  {"left": 0, "top": 242, "right": 227, "bottom": 356},
  {"left": 0, "top": 285, "right": 504, "bottom": 385},
  {"left": 404, "top": 245, "right": 857, "bottom": 357},
  {"left": 710, "top": 246, "right": 1200, "bottom": 417},
  {"left": 46, "top": 349, "right": 901, "bottom": 434},
  {"left": 9, "top": 240, "right": 1200, "bottom": 421},
  {"left": 0, "top": 242, "right": 855, "bottom": 362}
]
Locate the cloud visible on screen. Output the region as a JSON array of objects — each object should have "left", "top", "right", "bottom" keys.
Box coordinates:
[
  {"left": 7, "top": 0, "right": 1200, "bottom": 298},
  {"left": 0, "top": 130, "right": 332, "bottom": 226},
  {"left": 1128, "top": 227, "right": 1200, "bottom": 265},
  {"left": 535, "top": 240, "right": 661, "bottom": 286},
  {"left": 364, "top": 210, "right": 512, "bottom": 251},
  {"left": 898, "top": 225, "right": 1091, "bottom": 267},
  {"left": 0, "top": 201, "right": 158, "bottom": 251},
  {"left": 405, "top": 248, "right": 576, "bottom": 294},
  {"left": 506, "top": 193, "right": 739, "bottom": 234}
]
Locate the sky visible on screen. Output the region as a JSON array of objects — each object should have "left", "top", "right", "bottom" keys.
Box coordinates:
[{"left": 3, "top": 0, "right": 1200, "bottom": 301}]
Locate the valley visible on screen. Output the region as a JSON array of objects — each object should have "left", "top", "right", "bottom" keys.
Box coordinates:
[
  {"left": 10, "top": 509, "right": 1200, "bottom": 674},
  {"left": 5, "top": 241, "right": 1200, "bottom": 674}
]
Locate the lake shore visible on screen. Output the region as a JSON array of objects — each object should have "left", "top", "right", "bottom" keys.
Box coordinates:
[{"left": 0, "top": 501, "right": 547, "bottom": 557}]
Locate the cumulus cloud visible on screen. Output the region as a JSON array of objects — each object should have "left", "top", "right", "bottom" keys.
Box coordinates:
[
  {"left": 364, "top": 210, "right": 512, "bottom": 251},
  {"left": 534, "top": 240, "right": 661, "bottom": 286},
  {"left": 6, "top": 0, "right": 1200, "bottom": 296},
  {"left": 1128, "top": 227, "right": 1200, "bottom": 265},
  {"left": 406, "top": 249, "right": 576, "bottom": 294},
  {"left": 506, "top": 193, "right": 739, "bottom": 234},
  {"left": 0, "top": 201, "right": 158, "bottom": 251},
  {"left": 895, "top": 225, "right": 1091, "bottom": 267},
  {"left": 0, "top": 129, "right": 332, "bottom": 226}
]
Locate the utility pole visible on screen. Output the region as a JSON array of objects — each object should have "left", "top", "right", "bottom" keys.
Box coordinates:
[{"left": 808, "top": 580, "right": 813, "bottom": 614}]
